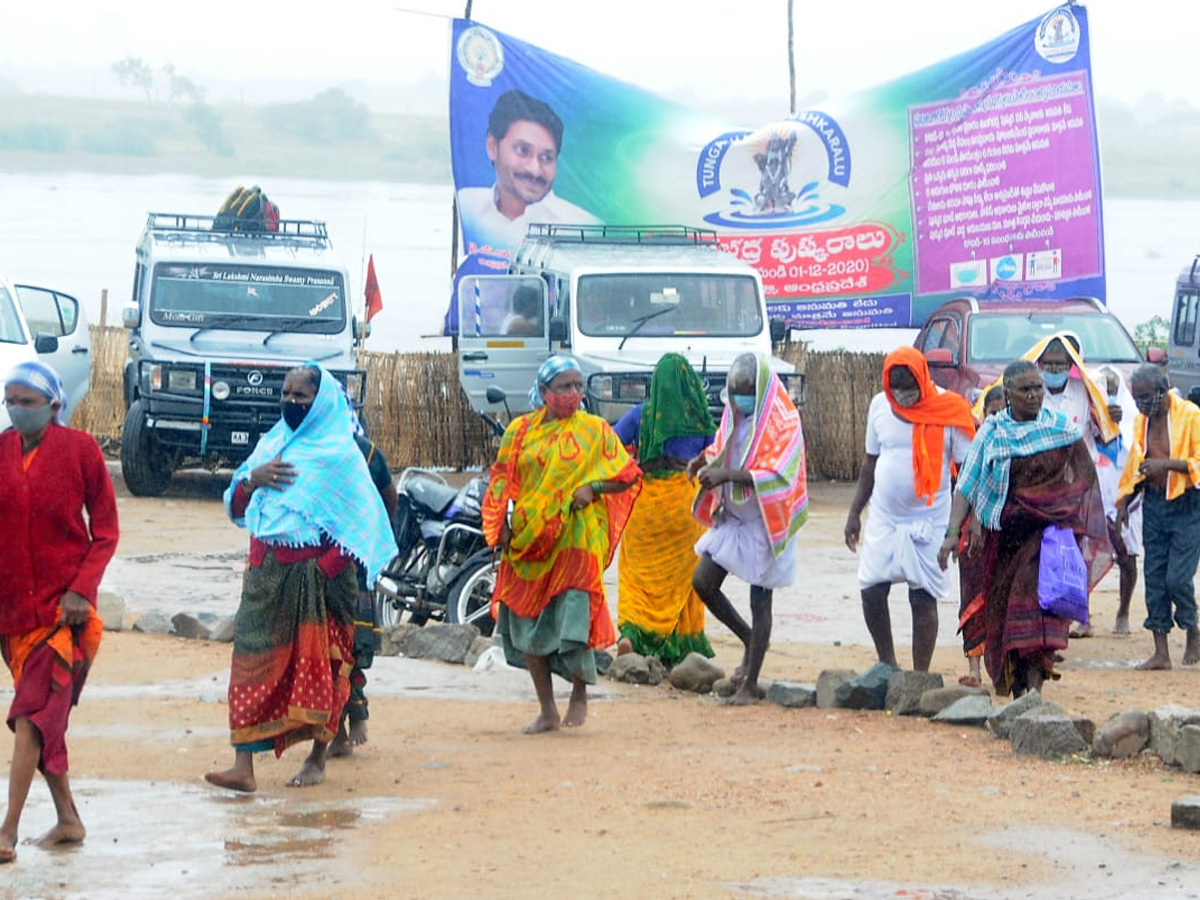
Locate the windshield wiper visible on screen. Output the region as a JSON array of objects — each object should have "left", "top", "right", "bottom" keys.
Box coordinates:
[{"left": 618, "top": 306, "right": 677, "bottom": 350}]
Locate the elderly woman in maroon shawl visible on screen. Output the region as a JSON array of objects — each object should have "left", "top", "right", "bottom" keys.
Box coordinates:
[{"left": 938, "top": 360, "right": 1111, "bottom": 697}]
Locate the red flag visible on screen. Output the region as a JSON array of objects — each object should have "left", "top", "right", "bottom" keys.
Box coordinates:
[{"left": 364, "top": 254, "right": 383, "bottom": 323}]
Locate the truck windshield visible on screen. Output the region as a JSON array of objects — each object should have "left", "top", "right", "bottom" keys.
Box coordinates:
[
  {"left": 149, "top": 263, "right": 346, "bottom": 334},
  {"left": 576, "top": 273, "right": 763, "bottom": 338},
  {"left": 0, "top": 286, "right": 27, "bottom": 344},
  {"left": 968, "top": 313, "right": 1142, "bottom": 364}
]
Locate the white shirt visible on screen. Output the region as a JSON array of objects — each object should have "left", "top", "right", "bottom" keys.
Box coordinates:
[
  {"left": 1042, "top": 378, "right": 1097, "bottom": 459},
  {"left": 457, "top": 186, "right": 601, "bottom": 251},
  {"left": 864, "top": 391, "right": 973, "bottom": 522}
]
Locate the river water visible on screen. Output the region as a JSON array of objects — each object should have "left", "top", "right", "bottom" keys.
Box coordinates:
[{"left": 0, "top": 171, "right": 1194, "bottom": 353}]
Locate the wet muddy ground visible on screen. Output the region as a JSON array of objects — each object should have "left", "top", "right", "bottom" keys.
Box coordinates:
[{"left": 3, "top": 470, "right": 1200, "bottom": 899}]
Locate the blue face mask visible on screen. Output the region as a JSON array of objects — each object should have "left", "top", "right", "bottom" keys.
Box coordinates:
[
  {"left": 1041, "top": 370, "right": 1069, "bottom": 391},
  {"left": 731, "top": 393, "right": 756, "bottom": 415}
]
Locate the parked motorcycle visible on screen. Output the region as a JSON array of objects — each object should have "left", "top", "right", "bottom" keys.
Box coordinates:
[{"left": 374, "top": 390, "right": 509, "bottom": 636}]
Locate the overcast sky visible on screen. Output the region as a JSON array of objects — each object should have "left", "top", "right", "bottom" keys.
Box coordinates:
[{"left": 0, "top": 1, "right": 1186, "bottom": 108}]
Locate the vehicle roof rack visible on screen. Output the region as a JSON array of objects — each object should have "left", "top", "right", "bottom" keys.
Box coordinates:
[
  {"left": 522, "top": 224, "right": 720, "bottom": 247},
  {"left": 144, "top": 212, "right": 330, "bottom": 243}
]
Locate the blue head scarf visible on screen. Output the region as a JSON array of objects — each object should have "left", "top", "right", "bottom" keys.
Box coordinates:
[
  {"left": 528, "top": 355, "right": 582, "bottom": 409},
  {"left": 223, "top": 362, "right": 397, "bottom": 585},
  {"left": 5, "top": 360, "right": 67, "bottom": 423}
]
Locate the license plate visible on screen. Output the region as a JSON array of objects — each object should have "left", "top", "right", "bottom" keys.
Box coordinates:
[{"left": 231, "top": 431, "right": 249, "bottom": 445}]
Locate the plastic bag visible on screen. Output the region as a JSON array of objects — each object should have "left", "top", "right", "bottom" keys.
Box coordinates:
[{"left": 1037, "top": 524, "right": 1089, "bottom": 623}]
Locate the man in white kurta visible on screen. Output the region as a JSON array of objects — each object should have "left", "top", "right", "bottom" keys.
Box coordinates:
[{"left": 845, "top": 351, "right": 974, "bottom": 671}]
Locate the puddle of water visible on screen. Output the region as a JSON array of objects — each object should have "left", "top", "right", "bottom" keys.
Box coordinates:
[
  {"left": 733, "top": 825, "right": 1200, "bottom": 900},
  {"left": 5, "top": 779, "right": 430, "bottom": 900}
]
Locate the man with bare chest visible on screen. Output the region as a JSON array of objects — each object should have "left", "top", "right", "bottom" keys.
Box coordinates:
[{"left": 1116, "top": 364, "right": 1200, "bottom": 669}]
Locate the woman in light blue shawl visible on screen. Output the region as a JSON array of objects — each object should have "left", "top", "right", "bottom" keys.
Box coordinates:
[{"left": 205, "top": 363, "right": 396, "bottom": 793}]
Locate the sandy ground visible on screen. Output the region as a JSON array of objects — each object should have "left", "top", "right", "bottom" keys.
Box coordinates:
[{"left": 4, "top": 466, "right": 1200, "bottom": 900}]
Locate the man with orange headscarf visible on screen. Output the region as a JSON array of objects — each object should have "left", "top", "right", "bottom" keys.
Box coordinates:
[{"left": 844, "top": 347, "right": 976, "bottom": 671}]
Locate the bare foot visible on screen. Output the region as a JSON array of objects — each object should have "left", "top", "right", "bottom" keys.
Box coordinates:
[
  {"left": 616, "top": 637, "right": 634, "bottom": 656},
  {"left": 523, "top": 712, "right": 561, "bottom": 734},
  {"left": 1136, "top": 654, "right": 1172, "bottom": 671},
  {"left": 0, "top": 829, "right": 16, "bottom": 864},
  {"left": 723, "top": 686, "right": 764, "bottom": 706},
  {"left": 1113, "top": 615, "right": 1130, "bottom": 635},
  {"left": 729, "top": 666, "right": 748, "bottom": 690},
  {"left": 286, "top": 758, "right": 326, "bottom": 787},
  {"left": 1069, "top": 623, "right": 1093, "bottom": 638},
  {"left": 348, "top": 720, "right": 368, "bottom": 746},
  {"left": 328, "top": 722, "right": 352, "bottom": 759},
  {"left": 1184, "top": 628, "right": 1200, "bottom": 665},
  {"left": 204, "top": 768, "right": 257, "bottom": 793},
  {"left": 564, "top": 697, "right": 587, "bottom": 728},
  {"left": 30, "top": 821, "right": 86, "bottom": 848}
]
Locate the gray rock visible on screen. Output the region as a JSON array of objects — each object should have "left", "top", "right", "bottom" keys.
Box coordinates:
[
  {"left": 985, "top": 689, "right": 1045, "bottom": 739},
  {"left": 1011, "top": 714, "right": 1090, "bottom": 759},
  {"left": 594, "top": 650, "right": 614, "bottom": 677},
  {"left": 668, "top": 653, "right": 725, "bottom": 694},
  {"left": 396, "top": 623, "right": 479, "bottom": 664},
  {"left": 463, "top": 635, "right": 495, "bottom": 668},
  {"left": 96, "top": 590, "right": 125, "bottom": 632},
  {"left": 1149, "top": 705, "right": 1200, "bottom": 767},
  {"left": 835, "top": 662, "right": 898, "bottom": 710},
  {"left": 209, "top": 615, "right": 237, "bottom": 643},
  {"left": 766, "top": 682, "right": 817, "bottom": 708},
  {"left": 919, "top": 685, "right": 990, "bottom": 717},
  {"left": 1176, "top": 725, "right": 1200, "bottom": 774},
  {"left": 380, "top": 623, "right": 417, "bottom": 657},
  {"left": 816, "top": 669, "right": 856, "bottom": 709},
  {"left": 713, "top": 677, "right": 736, "bottom": 698},
  {"left": 1092, "top": 710, "right": 1150, "bottom": 759},
  {"left": 646, "top": 656, "right": 666, "bottom": 687},
  {"left": 1171, "top": 795, "right": 1200, "bottom": 830},
  {"left": 170, "top": 612, "right": 211, "bottom": 641},
  {"left": 932, "top": 694, "right": 994, "bottom": 726},
  {"left": 608, "top": 653, "right": 651, "bottom": 684},
  {"left": 884, "top": 671, "right": 945, "bottom": 716},
  {"left": 1069, "top": 715, "right": 1096, "bottom": 748},
  {"left": 132, "top": 611, "right": 174, "bottom": 634}
]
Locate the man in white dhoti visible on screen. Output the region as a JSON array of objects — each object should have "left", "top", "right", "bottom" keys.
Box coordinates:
[{"left": 844, "top": 347, "right": 976, "bottom": 671}]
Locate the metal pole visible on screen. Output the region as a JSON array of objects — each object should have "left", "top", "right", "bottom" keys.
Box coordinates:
[{"left": 788, "top": 0, "right": 797, "bottom": 115}]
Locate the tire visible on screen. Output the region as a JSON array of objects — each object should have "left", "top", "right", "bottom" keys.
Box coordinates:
[
  {"left": 446, "top": 552, "right": 497, "bottom": 636},
  {"left": 120, "top": 399, "right": 174, "bottom": 497}
]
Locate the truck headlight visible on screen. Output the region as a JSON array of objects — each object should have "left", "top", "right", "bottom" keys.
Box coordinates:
[
  {"left": 211, "top": 381, "right": 231, "bottom": 400},
  {"left": 591, "top": 375, "right": 613, "bottom": 401}
]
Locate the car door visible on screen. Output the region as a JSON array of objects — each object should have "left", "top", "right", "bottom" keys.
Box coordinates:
[
  {"left": 457, "top": 275, "right": 549, "bottom": 414},
  {"left": 15, "top": 284, "right": 92, "bottom": 421}
]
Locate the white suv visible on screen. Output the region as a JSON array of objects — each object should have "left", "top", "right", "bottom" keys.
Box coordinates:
[{"left": 0, "top": 277, "right": 92, "bottom": 429}]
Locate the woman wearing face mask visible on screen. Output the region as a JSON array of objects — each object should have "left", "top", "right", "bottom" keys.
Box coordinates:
[
  {"left": 939, "top": 360, "right": 1110, "bottom": 697},
  {"left": 689, "top": 353, "right": 808, "bottom": 705},
  {"left": 206, "top": 363, "right": 396, "bottom": 792},
  {"left": 483, "top": 356, "right": 641, "bottom": 734},
  {"left": 844, "top": 346, "right": 976, "bottom": 672},
  {"left": 0, "top": 361, "right": 118, "bottom": 863}
]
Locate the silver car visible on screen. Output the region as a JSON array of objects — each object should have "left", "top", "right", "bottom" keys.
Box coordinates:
[{"left": 0, "top": 276, "right": 92, "bottom": 429}]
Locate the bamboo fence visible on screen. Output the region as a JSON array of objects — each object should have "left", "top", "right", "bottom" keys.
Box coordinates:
[{"left": 71, "top": 326, "right": 885, "bottom": 480}]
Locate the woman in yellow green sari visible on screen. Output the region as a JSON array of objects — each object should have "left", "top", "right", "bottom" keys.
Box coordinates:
[
  {"left": 613, "top": 353, "right": 716, "bottom": 666},
  {"left": 483, "top": 356, "right": 642, "bottom": 733}
]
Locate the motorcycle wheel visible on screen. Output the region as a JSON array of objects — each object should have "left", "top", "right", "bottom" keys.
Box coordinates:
[{"left": 446, "top": 553, "right": 498, "bottom": 637}]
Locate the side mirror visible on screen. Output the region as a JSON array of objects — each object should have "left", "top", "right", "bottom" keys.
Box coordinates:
[
  {"left": 122, "top": 302, "right": 141, "bottom": 330},
  {"left": 548, "top": 315, "right": 568, "bottom": 343},
  {"left": 769, "top": 317, "right": 788, "bottom": 344},
  {"left": 1146, "top": 346, "right": 1166, "bottom": 364},
  {"left": 353, "top": 316, "right": 371, "bottom": 341},
  {"left": 34, "top": 332, "right": 59, "bottom": 354},
  {"left": 485, "top": 386, "right": 507, "bottom": 405},
  {"left": 925, "top": 348, "right": 954, "bottom": 367}
]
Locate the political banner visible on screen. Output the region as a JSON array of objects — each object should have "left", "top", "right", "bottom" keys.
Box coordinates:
[{"left": 446, "top": 5, "right": 1102, "bottom": 333}]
